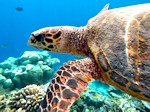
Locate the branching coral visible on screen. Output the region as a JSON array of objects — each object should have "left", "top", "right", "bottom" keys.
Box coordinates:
[
  {"left": 7, "top": 84, "right": 45, "bottom": 112},
  {"left": 0, "top": 95, "right": 7, "bottom": 110}
]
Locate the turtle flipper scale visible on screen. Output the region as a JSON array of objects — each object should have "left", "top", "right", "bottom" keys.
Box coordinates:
[{"left": 38, "top": 58, "right": 100, "bottom": 112}]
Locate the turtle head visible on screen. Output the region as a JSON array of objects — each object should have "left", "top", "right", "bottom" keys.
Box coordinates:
[
  {"left": 28, "top": 26, "right": 68, "bottom": 52},
  {"left": 28, "top": 26, "right": 89, "bottom": 55}
]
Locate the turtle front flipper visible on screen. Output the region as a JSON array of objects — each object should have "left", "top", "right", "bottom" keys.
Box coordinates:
[{"left": 38, "top": 58, "right": 101, "bottom": 112}]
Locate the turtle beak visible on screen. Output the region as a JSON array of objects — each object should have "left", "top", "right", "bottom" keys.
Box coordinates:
[
  {"left": 28, "top": 34, "right": 43, "bottom": 50},
  {"left": 28, "top": 34, "right": 36, "bottom": 46}
]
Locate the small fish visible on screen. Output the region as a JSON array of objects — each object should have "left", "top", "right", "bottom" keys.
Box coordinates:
[
  {"left": 0, "top": 44, "right": 8, "bottom": 48},
  {"left": 16, "top": 7, "right": 23, "bottom": 11}
]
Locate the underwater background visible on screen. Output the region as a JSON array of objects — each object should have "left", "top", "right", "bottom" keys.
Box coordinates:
[{"left": 0, "top": 0, "right": 150, "bottom": 112}]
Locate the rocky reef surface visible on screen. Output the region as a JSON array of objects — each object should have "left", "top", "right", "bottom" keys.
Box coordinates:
[{"left": 0, "top": 51, "right": 60, "bottom": 90}]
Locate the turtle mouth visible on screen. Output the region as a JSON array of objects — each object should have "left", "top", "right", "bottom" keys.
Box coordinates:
[{"left": 28, "top": 36, "right": 36, "bottom": 46}]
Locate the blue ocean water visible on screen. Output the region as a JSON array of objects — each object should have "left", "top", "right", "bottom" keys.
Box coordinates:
[{"left": 0, "top": 0, "right": 149, "bottom": 63}]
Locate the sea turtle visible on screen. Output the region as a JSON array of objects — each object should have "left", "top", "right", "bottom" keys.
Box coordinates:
[{"left": 28, "top": 3, "right": 150, "bottom": 112}]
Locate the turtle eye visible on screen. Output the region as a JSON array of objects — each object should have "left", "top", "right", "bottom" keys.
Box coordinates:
[{"left": 34, "top": 34, "right": 45, "bottom": 42}]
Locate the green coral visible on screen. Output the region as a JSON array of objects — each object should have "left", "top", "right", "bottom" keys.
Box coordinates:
[{"left": 0, "top": 51, "right": 60, "bottom": 90}]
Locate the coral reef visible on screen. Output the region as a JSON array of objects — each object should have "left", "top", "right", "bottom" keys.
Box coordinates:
[
  {"left": 142, "top": 101, "right": 150, "bottom": 111},
  {"left": 7, "top": 84, "right": 45, "bottom": 112},
  {"left": 0, "top": 80, "right": 149, "bottom": 112},
  {"left": 70, "top": 80, "right": 149, "bottom": 112},
  {"left": 0, "top": 94, "right": 7, "bottom": 110},
  {"left": 0, "top": 84, "right": 48, "bottom": 112},
  {"left": 0, "top": 51, "right": 60, "bottom": 89}
]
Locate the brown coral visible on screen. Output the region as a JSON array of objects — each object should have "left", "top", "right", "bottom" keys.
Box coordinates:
[
  {"left": 8, "top": 84, "right": 45, "bottom": 112},
  {"left": 0, "top": 95, "right": 7, "bottom": 110}
]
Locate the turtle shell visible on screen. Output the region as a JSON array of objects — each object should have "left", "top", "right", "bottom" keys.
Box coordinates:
[{"left": 86, "top": 4, "right": 150, "bottom": 102}]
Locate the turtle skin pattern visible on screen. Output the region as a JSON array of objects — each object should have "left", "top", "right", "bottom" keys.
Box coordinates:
[
  {"left": 37, "top": 58, "right": 101, "bottom": 112},
  {"left": 28, "top": 4, "right": 150, "bottom": 112}
]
